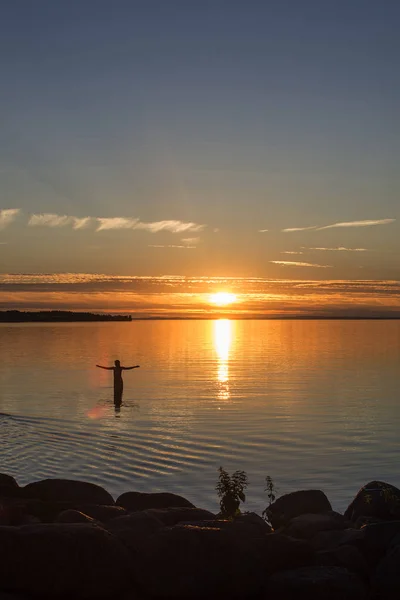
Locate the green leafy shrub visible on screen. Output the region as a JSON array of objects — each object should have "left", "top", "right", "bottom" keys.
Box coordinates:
[
  {"left": 216, "top": 467, "right": 248, "bottom": 518},
  {"left": 262, "top": 475, "right": 277, "bottom": 525}
]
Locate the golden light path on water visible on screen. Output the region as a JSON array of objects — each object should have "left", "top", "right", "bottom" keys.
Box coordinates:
[{"left": 213, "top": 319, "right": 233, "bottom": 403}]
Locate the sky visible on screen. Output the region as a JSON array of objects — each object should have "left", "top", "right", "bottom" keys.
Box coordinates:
[{"left": 0, "top": 0, "right": 399, "bottom": 316}]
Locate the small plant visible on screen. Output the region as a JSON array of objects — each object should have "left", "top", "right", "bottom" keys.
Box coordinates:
[
  {"left": 216, "top": 466, "right": 248, "bottom": 518},
  {"left": 262, "top": 475, "right": 277, "bottom": 524}
]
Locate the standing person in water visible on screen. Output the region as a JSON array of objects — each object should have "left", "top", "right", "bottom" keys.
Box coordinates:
[{"left": 96, "top": 360, "right": 140, "bottom": 404}]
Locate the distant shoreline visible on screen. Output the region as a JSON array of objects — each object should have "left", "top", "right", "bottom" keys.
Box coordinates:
[
  {"left": 0, "top": 310, "right": 399, "bottom": 322},
  {"left": 0, "top": 311, "right": 132, "bottom": 323}
]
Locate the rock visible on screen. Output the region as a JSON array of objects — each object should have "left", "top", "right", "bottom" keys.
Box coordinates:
[
  {"left": 131, "top": 524, "right": 266, "bottom": 598},
  {"left": 23, "top": 499, "right": 76, "bottom": 522},
  {"left": 22, "top": 478, "right": 114, "bottom": 505},
  {"left": 116, "top": 491, "right": 195, "bottom": 511},
  {"left": 267, "top": 566, "right": 368, "bottom": 599},
  {"left": 75, "top": 504, "right": 127, "bottom": 522},
  {"left": 0, "top": 474, "right": 19, "bottom": 488},
  {"left": 267, "top": 489, "right": 332, "bottom": 529},
  {"left": 107, "top": 511, "right": 165, "bottom": 553},
  {"left": 315, "top": 545, "right": 369, "bottom": 580},
  {"left": 311, "top": 528, "right": 365, "bottom": 552},
  {"left": 0, "top": 485, "right": 23, "bottom": 499},
  {"left": 283, "top": 512, "right": 348, "bottom": 540},
  {"left": 260, "top": 533, "right": 315, "bottom": 574},
  {"left": 0, "top": 523, "right": 135, "bottom": 598},
  {"left": 233, "top": 511, "right": 273, "bottom": 534},
  {"left": 143, "top": 506, "right": 216, "bottom": 526},
  {"left": 55, "top": 509, "right": 97, "bottom": 524},
  {"left": 344, "top": 481, "right": 400, "bottom": 523},
  {"left": 372, "top": 544, "right": 400, "bottom": 599},
  {"left": 360, "top": 521, "right": 400, "bottom": 566}
]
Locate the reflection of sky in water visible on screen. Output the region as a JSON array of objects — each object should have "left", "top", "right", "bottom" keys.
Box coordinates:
[{"left": 1, "top": 320, "right": 399, "bottom": 513}]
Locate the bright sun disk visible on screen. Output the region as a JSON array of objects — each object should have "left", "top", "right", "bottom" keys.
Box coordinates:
[{"left": 209, "top": 292, "right": 237, "bottom": 306}]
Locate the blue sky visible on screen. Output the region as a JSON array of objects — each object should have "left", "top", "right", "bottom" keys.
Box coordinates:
[{"left": 0, "top": 1, "right": 399, "bottom": 312}]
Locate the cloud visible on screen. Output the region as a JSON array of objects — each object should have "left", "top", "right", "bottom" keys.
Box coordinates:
[
  {"left": 181, "top": 237, "right": 200, "bottom": 244},
  {"left": 307, "top": 247, "right": 368, "bottom": 252},
  {"left": 258, "top": 229, "right": 269, "bottom": 233},
  {"left": 96, "top": 217, "right": 139, "bottom": 231},
  {"left": 148, "top": 244, "right": 196, "bottom": 249},
  {"left": 282, "top": 225, "right": 319, "bottom": 232},
  {"left": 270, "top": 260, "right": 332, "bottom": 268},
  {"left": 134, "top": 220, "right": 204, "bottom": 233},
  {"left": 0, "top": 208, "right": 20, "bottom": 229},
  {"left": 317, "top": 218, "right": 395, "bottom": 230},
  {"left": 283, "top": 219, "right": 395, "bottom": 232},
  {"left": 96, "top": 218, "right": 204, "bottom": 234},
  {"left": 281, "top": 219, "right": 396, "bottom": 233},
  {"left": 282, "top": 251, "right": 303, "bottom": 255},
  {"left": 28, "top": 213, "right": 92, "bottom": 229}
]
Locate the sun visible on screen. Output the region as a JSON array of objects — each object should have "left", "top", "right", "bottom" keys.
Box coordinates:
[{"left": 209, "top": 292, "right": 237, "bottom": 306}]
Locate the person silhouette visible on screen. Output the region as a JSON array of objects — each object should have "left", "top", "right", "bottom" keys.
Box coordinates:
[{"left": 96, "top": 360, "right": 140, "bottom": 404}]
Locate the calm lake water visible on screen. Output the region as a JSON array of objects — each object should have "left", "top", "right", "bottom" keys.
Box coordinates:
[{"left": 1, "top": 320, "right": 399, "bottom": 514}]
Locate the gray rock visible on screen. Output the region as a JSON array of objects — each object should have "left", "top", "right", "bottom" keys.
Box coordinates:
[
  {"left": 283, "top": 512, "right": 348, "bottom": 540},
  {"left": 372, "top": 544, "right": 400, "bottom": 599},
  {"left": 116, "top": 491, "right": 195, "bottom": 511},
  {"left": 344, "top": 481, "right": 400, "bottom": 523},
  {"left": 55, "top": 509, "right": 97, "bottom": 524},
  {"left": 0, "top": 523, "right": 135, "bottom": 598},
  {"left": 0, "top": 474, "right": 19, "bottom": 488},
  {"left": 267, "top": 566, "right": 368, "bottom": 599},
  {"left": 267, "top": 489, "right": 332, "bottom": 529},
  {"left": 143, "top": 506, "right": 215, "bottom": 526},
  {"left": 130, "top": 524, "right": 266, "bottom": 598},
  {"left": 23, "top": 478, "right": 114, "bottom": 505}
]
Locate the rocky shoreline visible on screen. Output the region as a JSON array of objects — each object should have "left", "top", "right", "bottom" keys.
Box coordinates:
[{"left": 1, "top": 474, "right": 400, "bottom": 599}]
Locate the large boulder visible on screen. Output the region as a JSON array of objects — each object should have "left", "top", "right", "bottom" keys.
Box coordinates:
[
  {"left": 107, "top": 511, "right": 165, "bottom": 553},
  {"left": 130, "top": 524, "right": 267, "bottom": 598},
  {"left": 283, "top": 512, "right": 348, "bottom": 540},
  {"left": 0, "top": 523, "right": 135, "bottom": 598},
  {"left": 266, "top": 566, "right": 368, "bottom": 599},
  {"left": 267, "top": 489, "right": 332, "bottom": 529},
  {"left": 0, "top": 475, "right": 18, "bottom": 488},
  {"left": 116, "top": 491, "right": 194, "bottom": 511},
  {"left": 55, "top": 509, "right": 97, "bottom": 524},
  {"left": 75, "top": 504, "right": 127, "bottom": 523},
  {"left": 372, "top": 544, "right": 400, "bottom": 599},
  {"left": 315, "top": 545, "right": 369, "bottom": 580},
  {"left": 143, "top": 507, "right": 216, "bottom": 526},
  {"left": 22, "top": 479, "right": 114, "bottom": 505},
  {"left": 344, "top": 481, "right": 400, "bottom": 523}
]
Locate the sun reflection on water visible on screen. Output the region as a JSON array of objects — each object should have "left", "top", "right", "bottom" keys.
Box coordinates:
[{"left": 213, "top": 319, "right": 233, "bottom": 402}]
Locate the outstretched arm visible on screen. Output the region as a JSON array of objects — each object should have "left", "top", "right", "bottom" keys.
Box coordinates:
[
  {"left": 96, "top": 365, "right": 114, "bottom": 370},
  {"left": 122, "top": 365, "right": 140, "bottom": 370}
]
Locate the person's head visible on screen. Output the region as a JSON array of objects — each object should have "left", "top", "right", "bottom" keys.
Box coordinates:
[{"left": 114, "top": 359, "right": 120, "bottom": 367}]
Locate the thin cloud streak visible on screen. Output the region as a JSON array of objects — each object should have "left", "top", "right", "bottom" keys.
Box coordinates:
[
  {"left": 282, "top": 251, "right": 304, "bottom": 255},
  {"left": 29, "top": 213, "right": 92, "bottom": 229},
  {"left": 148, "top": 244, "right": 196, "bottom": 249},
  {"left": 0, "top": 208, "right": 20, "bottom": 229},
  {"left": 258, "top": 229, "right": 269, "bottom": 232},
  {"left": 270, "top": 261, "right": 332, "bottom": 268},
  {"left": 318, "top": 219, "right": 395, "bottom": 230},
  {"left": 283, "top": 218, "right": 395, "bottom": 232},
  {"left": 307, "top": 247, "right": 369, "bottom": 252},
  {"left": 282, "top": 226, "right": 318, "bottom": 232}
]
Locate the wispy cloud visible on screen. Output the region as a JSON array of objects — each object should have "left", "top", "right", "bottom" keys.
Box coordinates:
[
  {"left": 134, "top": 220, "right": 204, "bottom": 233},
  {"left": 29, "top": 213, "right": 92, "bottom": 229},
  {"left": 282, "top": 251, "right": 303, "bottom": 255},
  {"left": 283, "top": 218, "right": 395, "bottom": 232},
  {"left": 0, "top": 208, "right": 20, "bottom": 229},
  {"left": 318, "top": 218, "right": 395, "bottom": 230},
  {"left": 270, "top": 260, "right": 332, "bottom": 268},
  {"left": 258, "top": 229, "right": 269, "bottom": 233},
  {"left": 96, "top": 217, "right": 139, "bottom": 231},
  {"left": 181, "top": 237, "right": 200, "bottom": 244},
  {"left": 307, "top": 247, "right": 369, "bottom": 252},
  {"left": 148, "top": 244, "right": 196, "bottom": 249},
  {"left": 282, "top": 225, "right": 319, "bottom": 232}
]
